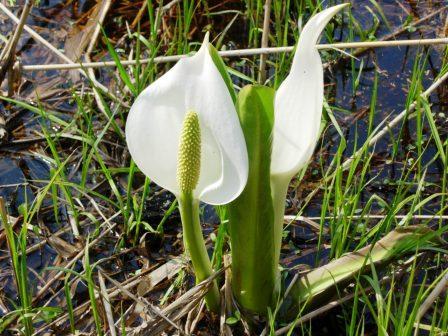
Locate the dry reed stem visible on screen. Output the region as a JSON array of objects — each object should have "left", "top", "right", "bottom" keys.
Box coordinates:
[
  {"left": 99, "top": 268, "right": 186, "bottom": 336},
  {"left": 285, "top": 214, "right": 448, "bottom": 222},
  {"left": 341, "top": 69, "right": 448, "bottom": 170},
  {"left": 329, "top": 6, "right": 447, "bottom": 63},
  {"left": 16, "top": 37, "right": 448, "bottom": 71},
  {"left": 33, "top": 257, "right": 184, "bottom": 334},
  {"left": 0, "top": 3, "right": 123, "bottom": 104},
  {"left": 274, "top": 255, "right": 425, "bottom": 335},
  {"left": 85, "top": 0, "right": 112, "bottom": 116},
  {"left": 98, "top": 271, "right": 117, "bottom": 336},
  {"left": 0, "top": 1, "right": 32, "bottom": 84},
  {"left": 32, "top": 212, "right": 121, "bottom": 302},
  {"left": 258, "top": 0, "right": 272, "bottom": 84},
  {"left": 413, "top": 270, "right": 448, "bottom": 336},
  {"left": 189, "top": 300, "right": 206, "bottom": 335},
  {"left": 134, "top": 269, "right": 225, "bottom": 335}
]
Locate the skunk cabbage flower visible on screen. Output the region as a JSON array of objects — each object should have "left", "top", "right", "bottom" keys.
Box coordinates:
[
  {"left": 269, "top": 4, "right": 349, "bottom": 265},
  {"left": 126, "top": 34, "right": 248, "bottom": 312},
  {"left": 271, "top": 4, "right": 348, "bottom": 182},
  {"left": 126, "top": 34, "right": 248, "bottom": 205}
]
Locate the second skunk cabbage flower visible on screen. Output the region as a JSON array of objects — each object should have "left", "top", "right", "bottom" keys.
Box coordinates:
[
  {"left": 125, "top": 34, "right": 249, "bottom": 312},
  {"left": 228, "top": 4, "right": 349, "bottom": 315},
  {"left": 271, "top": 3, "right": 349, "bottom": 262},
  {"left": 271, "top": 4, "right": 349, "bottom": 179}
]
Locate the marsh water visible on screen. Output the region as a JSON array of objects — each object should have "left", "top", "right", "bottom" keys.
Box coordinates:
[{"left": 0, "top": 1, "right": 447, "bottom": 334}]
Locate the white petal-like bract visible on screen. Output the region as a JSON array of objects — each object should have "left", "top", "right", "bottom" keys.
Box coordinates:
[
  {"left": 126, "top": 36, "right": 248, "bottom": 205},
  {"left": 271, "top": 4, "right": 348, "bottom": 179}
]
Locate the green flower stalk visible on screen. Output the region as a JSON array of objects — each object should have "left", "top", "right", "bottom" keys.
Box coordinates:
[
  {"left": 176, "top": 111, "right": 220, "bottom": 311},
  {"left": 178, "top": 192, "right": 220, "bottom": 311}
]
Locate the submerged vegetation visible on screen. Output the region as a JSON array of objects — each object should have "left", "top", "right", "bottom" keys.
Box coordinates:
[{"left": 0, "top": 0, "right": 447, "bottom": 335}]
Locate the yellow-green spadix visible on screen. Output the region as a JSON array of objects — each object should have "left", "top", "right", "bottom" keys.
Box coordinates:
[
  {"left": 177, "top": 111, "right": 201, "bottom": 193},
  {"left": 125, "top": 34, "right": 248, "bottom": 204}
]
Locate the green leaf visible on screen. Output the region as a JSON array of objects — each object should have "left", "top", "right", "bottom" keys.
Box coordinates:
[
  {"left": 420, "top": 96, "right": 446, "bottom": 164},
  {"left": 208, "top": 44, "right": 237, "bottom": 104},
  {"left": 281, "top": 226, "right": 447, "bottom": 321},
  {"left": 102, "top": 27, "right": 137, "bottom": 96},
  {"left": 226, "top": 316, "right": 239, "bottom": 325},
  {"left": 228, "top": 85, "right": 277, "bottom": 315}
]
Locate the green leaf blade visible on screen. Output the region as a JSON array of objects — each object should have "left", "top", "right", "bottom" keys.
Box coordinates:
[{"left": 228, "top": 84, "right": 277, "bottom": 315}]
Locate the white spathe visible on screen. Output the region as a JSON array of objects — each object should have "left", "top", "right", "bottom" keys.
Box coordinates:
[
  {"left": 271, "top": 4, "right": 349, "bottom": 180},
  {"left": 126, "top": 34, "right": 248, "bottom": 205}
]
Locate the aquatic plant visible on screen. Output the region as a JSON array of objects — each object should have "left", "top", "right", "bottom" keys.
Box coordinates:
[
  {"left": 125, "top": 3, "right": 445, "bottom": 321},
  {"left": 125, "top": 33, "right": 249, "bottom": 311}
]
